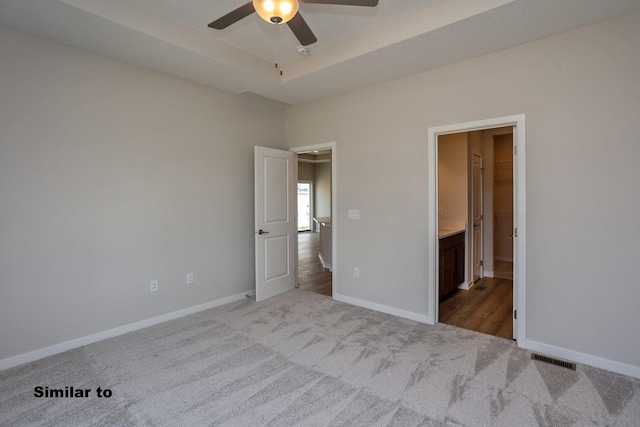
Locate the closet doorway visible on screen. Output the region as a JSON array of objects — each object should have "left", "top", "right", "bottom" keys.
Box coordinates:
[{"left": 492, "top": 134, "right": 514, "bottom": 280}]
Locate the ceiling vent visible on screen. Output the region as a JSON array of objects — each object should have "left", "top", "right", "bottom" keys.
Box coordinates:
[{"left": 239, "top": 91, "right": 291, "bottom": 108}]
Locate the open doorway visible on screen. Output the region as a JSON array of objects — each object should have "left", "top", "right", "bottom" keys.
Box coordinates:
[
  {"left": 427, "top": 115, "right": 526, "bottom": 345},
  {"left": 293, "top": 145, "right": 334, "bottom": 297},
  {"left": 436, "top": 128, "right": 514, "bottom": 339},
  {"left": 492, "top": 134, "right": 514, "bottom": 280}
]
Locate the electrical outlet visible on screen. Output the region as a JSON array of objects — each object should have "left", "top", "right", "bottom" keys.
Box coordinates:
[
  {"left": 186, "top": 272, "right": 194, "bottom": 285},
  {"left": 353, "top": 267, "right": 360, "bottom": 278},
  {"left": 150, "top": 280, "right": 159, "bottom": 293}
]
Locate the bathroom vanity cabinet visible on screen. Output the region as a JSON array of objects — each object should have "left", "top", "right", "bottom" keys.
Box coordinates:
[{"left": 439, "top": 231, "right": 465, "bottom": 300}]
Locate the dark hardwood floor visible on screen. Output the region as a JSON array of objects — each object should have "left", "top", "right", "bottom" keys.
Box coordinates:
[
  {"left": 439, "top": 277, "right": 513, "bottom": 339},
  {"left": 297, "top": 231, "right": 332, "bottom": 297}
]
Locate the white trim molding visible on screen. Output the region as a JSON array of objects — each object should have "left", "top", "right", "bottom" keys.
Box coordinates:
[
  {"left": 0, "top": 291, "right": 253, "bottom": 372},
  {"left": 318, "top": 253, "right": 332, "bottom": 271},
  {"left": 334, "top": 293, "right": 431, "bottom": 324}
]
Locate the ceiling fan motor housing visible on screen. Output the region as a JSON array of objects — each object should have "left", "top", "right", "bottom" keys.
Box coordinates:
[
  {"left": 209, "top": 0, "right": 379, "bottom": 46},
  {"left": 253, "top": 0, "right": 299, "bottom": 24}
]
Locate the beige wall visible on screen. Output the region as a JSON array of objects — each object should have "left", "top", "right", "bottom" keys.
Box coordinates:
[
  {"left": 314, "top": 162, "right": 332, "bottom": 219},
  {"left": 2, "top": 10, "right": 640, "bottom": 376},
  {"left": 0, "top": 26, "right": 284, "bottom": 362},
  {"left": 298, "top": 161, "right": 315, "bottom": 182},
  {"left": 438, "top": 133, "right": 467, "bottom": 223},
  {"left": 284, "top": 12, "right": 640, "bottom": 369}
]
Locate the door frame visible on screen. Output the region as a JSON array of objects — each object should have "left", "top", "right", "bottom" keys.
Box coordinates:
[
  {"left": 289, "top": 142, "right": 337, "bottom": 297},
  {"left": 427, "top": 115, "right": 526, "bottom": 346},
  {"left": 471, "top": 152, "right": 484, "bottom": 283}
]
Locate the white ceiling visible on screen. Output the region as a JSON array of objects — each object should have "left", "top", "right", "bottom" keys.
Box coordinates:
[{"left": 1, "top": 0, "right": 640, "bottom": 106}]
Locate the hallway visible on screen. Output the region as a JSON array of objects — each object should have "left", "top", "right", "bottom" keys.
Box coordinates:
[{"left": 297, "top": 231, "right": 332, "bottom": 297}]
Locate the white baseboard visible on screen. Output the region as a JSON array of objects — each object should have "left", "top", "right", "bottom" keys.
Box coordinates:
[
  {"left": 318, "top": 253, "right": 332, "bottom": 271},
  {"left": 333, "top": 293, "right": 430, "bottom": 324},
  {"left": 0, "top": 290, "right": 253, "bottom": 372},
  {"left": 332, "top": 294, "right": 640, "bottom": 379},
  {"left": 457, "top": 281, "right": 471, "bottom": 291},
  {"left": 525, "top": 339, "right": 640, "bottom": 380},
  {"left": 8, "top": 290, "right": 637, "bottom": 381}
]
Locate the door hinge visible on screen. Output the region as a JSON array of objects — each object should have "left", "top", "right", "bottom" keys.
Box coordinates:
[
  {"left": 514, "top": 310, "right": 517, "bottom": 320},
  {"left": 479, "top": 260, "right": 483, "bottom": 266},
  {"left": 513, "top": 227, "right": 518, "bottom": 238}
]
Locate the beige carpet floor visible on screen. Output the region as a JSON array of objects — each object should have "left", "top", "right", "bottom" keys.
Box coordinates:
[{"left": 1, "top": 289, "right": 639, "bottom": 426}]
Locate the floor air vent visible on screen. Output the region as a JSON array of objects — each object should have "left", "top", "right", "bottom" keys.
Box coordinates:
[{"left": 531, "top": 353, "right": 577, "bottom": 370}]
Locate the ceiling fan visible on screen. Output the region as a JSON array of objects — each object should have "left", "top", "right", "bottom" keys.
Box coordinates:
[{"left": 208, "top": 0, "right": 379, "bottom": 46}]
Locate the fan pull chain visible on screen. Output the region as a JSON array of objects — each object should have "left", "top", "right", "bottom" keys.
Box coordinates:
[{"left": 275, "top": 23, "right": 283, "bottom": 77}]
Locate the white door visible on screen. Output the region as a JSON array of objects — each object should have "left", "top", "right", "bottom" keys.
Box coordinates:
[
  {"left": 255, "top": 146, "right": 297, "bottom": 302},
  {"left": 472, "top": 153, "right": 483, "bottom": 282}
]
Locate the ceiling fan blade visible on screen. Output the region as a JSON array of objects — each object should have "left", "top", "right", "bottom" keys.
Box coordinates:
[
  {"left": 287, "top": 12, "right": 318, "bottom": 46},
  {"left": 208, "top": 2, "right": 255, "bottom": 29},
  {"left": 300, "top": 0, "right": 378, "bottom": 6}
]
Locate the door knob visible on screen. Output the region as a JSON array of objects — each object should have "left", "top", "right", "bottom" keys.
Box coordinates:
[{"left": 258, "top": 229, "right": 269, "bottom": 235}]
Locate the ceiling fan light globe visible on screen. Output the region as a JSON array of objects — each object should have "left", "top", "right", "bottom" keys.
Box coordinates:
[
  {"left": 280, "top": 3, "right": 292, "bottom": 14},
  {"left": 253, "top": 0, "right": 299, "bottom": 24}
]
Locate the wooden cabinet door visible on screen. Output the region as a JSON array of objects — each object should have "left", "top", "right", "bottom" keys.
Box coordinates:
[
  {"left": 439, "top": 232, "right": 465, "bottom": 300},
  {"left": 454, "top": 242, "right": 465, "bottom": 287}
]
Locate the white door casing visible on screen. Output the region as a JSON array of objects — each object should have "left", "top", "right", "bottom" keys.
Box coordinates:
[
  {"left": 472, "top": 153, "right": 483, "bottom": 282},
  {"left": 511, "top": 135, "right": 518, "bottom": 338},
  {"left": 255, "top": 146, "right": 297, "bottom": 302}
]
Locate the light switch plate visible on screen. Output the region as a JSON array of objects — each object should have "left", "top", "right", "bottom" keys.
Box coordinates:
[{"left": 348, "top": 209, "right": 360, "bottom": 220}]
